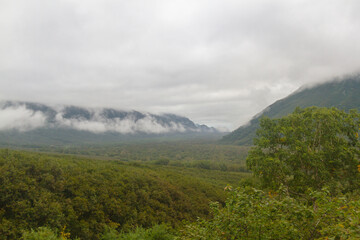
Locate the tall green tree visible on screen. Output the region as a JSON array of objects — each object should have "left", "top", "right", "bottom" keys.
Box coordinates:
[{"left": 246, "top": 107, "right": 360, "bottom": 194}]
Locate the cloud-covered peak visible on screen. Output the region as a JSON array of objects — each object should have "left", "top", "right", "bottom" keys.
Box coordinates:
[
  {"left": 0, "top": 101, "right": 218, "bottom": 134},
  {"left": 0, "top": 104, "right": 47, "bottom": 132}
]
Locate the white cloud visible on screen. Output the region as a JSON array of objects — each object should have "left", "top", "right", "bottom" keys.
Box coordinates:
[
  {"left": 0, "top": 106, "right": 47, "bottom": 131},
  {"left": 0, "top": 104, "right": 198, "bottom": 133},
  {"left": 54, "top": 110, "right": 187, "bottom": 134}
]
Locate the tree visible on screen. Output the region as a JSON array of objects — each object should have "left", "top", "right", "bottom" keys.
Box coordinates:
[
  {"left": 246, "top": 107, "right": 360, "bottom": 194},
  {"left": 21, "top": 227, "right": 60, "bottom": 240},
  {"left": 179, "top": 187, "right": 360, "bottom": 239}
]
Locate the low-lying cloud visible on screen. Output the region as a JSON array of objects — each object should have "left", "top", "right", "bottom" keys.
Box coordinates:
[
  {"left": 55, "top": 110, "right": 187, "bottom": 134},
  {"left": 0, "top": 106, "right": 47, "bottom": 131},
  {"left": 0, "top": 103, "right": 201, "bottom": 134}
]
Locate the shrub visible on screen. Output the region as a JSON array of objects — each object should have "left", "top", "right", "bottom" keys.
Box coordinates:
[
  {"left": 180, "top": 187, "right": 360, "bottom": 239},
  {"left": 21, "top": 227, "right": 60, "bottom": 240}
]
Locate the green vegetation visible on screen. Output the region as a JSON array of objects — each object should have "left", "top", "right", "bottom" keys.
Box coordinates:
[
  {"left": 21, "top": 227, "right": 62, "bottom": 240},
  {"left": 41, "top": 142, "right": 250, "bottom": 172},
  {"left": 180, "top": 187, "right": 360, "bottom": 239},
  {"left": 101, "top": 224, "right": 175, "bottom": 240},
  {"left": 2, "top": 106, "right": 360, "bottom": 239},
  {"left": 21, "top": 224, "right": 173, "bottom": 240},
  {"left": 247, "top": 107, "right": 360, "bottom": 194},
  {"left": 0, "top": 148, "right": 248, "bottom": 239},
  {"left": 183, "top": 107, "right": 360, "bottom": 239}
]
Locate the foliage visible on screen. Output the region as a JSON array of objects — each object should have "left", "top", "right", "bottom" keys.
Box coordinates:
[
  {"left": 21, "top": 227, "right": 61, "bottom": 240},
  {"left": 180, "top": 187, "right": 360, "bottom": 239},
  {"left": 0, "top": 149, "right": 247, "bottom": 239},
  {"left": 5, "top": 106, "right": 360, "bottom": 239},
  {"left": 101, "top": 224, "right": 175, "bottom": 240},
  {"left": 39, "top": 142, "right": 250, "bottom": 172},
  {"left": 20, "top": 224, "right": 176, "bottom": 240},
  {"left": 246, "top": 107, "right": 360, "bottom": 194},
  {"left": 181, "top": 106, "right": 360, "bottom": 239}
]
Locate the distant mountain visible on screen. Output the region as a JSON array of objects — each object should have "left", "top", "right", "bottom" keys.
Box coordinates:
[
  {"left": 0, "top": 101, "right": 219, "bottom": 146},
  {"left": 221, "top": 74, "right": 360, "bottom": 145}
]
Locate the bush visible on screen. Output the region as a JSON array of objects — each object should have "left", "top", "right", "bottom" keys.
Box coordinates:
[
  {"left": 21, "top": 227, "right": 60, "bottom": 240},
  {"left": 101, "top": 224, "right": 175, "bottom": 240},
  {"left": 180, "top": 187, "right": 360, "bottom": 239}
]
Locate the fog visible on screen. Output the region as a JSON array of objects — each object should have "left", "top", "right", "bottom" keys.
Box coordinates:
[
  {"left": 0, "top": 106, "right": 47, "bottom": 131},
  {"left": 55, "top": 110, "right": 188, "bottom": 134},
  {"left": 0, "top": 103, "right": 195, "bottom": 134}
]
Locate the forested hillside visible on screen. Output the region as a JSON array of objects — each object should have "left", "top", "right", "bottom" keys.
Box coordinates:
[
  {"left": 0, "top": 148, "right": 249, "bottom": 239},
  {"left": 222, "top": 74, "right": 360, "bottom": 145}
]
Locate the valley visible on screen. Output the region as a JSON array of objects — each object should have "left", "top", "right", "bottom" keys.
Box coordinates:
[
  {"left": 0, "top": 142, "right": 251, "bottom": 239},
  {"left": 2, "top": 1, "right": 360, "bottom": 238},
  {"left": 1, "top": 76, "right": 360, "bottom": 239}
]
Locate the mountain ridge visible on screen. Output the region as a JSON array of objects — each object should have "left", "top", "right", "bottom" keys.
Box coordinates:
[
  {"left": 221, "top": 74, "right": 360, "bottom": 145},
  {"left": 0, "top": 101, "right": 220, "bottom": 145}
]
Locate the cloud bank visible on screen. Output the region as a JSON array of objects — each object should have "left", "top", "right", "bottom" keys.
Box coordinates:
[
  {"left": 0, "top": 103, "right": 205, "bottom": 134},
  {"left": 0, "top": 106, "right": 47, "bottom": 131},
  {"left": 1, "top": 0, "right": 360, "bottom": 129},
  {"left": 55, "top": 110, "right": 187, "bottom": 134}
]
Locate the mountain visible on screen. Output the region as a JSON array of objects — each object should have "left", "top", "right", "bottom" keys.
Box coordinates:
[
  {"left": 221, "top": 74, "right": 360, "bottom": 145},
  {"left": 0, "top": 101, "right": 219, "bottom": 146}
]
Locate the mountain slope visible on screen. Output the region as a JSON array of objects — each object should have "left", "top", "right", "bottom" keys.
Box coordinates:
[
  {"left": 221, "top": 74, "right": 360, "bottom": 145},
  {"left": 0, "top": 101, "right": 219, "bottom": 146}
]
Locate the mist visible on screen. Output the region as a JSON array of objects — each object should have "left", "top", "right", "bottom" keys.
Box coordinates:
[
  {"left": 54, "top": 110, "right": 188, "bottom": 134},
  {"left": 0, "top": 103, "right": 205, "bottom": 134},
  {"left": 0, "top": 106, "right": 47, "bottom": 132}
]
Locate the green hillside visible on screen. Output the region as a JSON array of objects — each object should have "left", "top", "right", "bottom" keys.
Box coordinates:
[
  {"left": 0, "top": 149, "right": 249, "bottom": 239},
  {"left": 221, "top": 74, "right": 360, "bottom": 145}
]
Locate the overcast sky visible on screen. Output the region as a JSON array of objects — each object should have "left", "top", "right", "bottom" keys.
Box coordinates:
[{"left": 1, "top": 0, "right": 360, "bottom": 130}]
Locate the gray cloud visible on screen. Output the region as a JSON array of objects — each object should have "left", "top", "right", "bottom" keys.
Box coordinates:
[{"left": 1, "top": 0, "right": 360, "bottom": 130}]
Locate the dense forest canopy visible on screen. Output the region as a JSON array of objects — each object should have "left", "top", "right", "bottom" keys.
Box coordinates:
[{"left": 0, "top": 147, "right": 249, "bottom": 239}]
